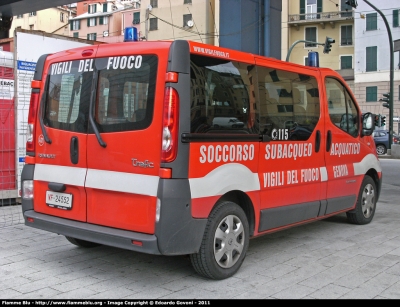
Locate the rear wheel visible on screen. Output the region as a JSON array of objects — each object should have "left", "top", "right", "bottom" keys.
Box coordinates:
[
  {"left": 65, "top": 236, "right": 101, "bottom": 248},
  {"left": 346, "top": 175, "right": 376, "bottom": 225},
  {"left": 190, "top": 201, "right": 249, "bottom": 280},
  {"left": 376, "top": 144, "right": 386, "bottom": 155}
]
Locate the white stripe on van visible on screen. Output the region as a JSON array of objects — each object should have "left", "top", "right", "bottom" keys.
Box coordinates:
[
  {"left": 320, "top": 166, "right": 328, "bottom": 182},
  {"left": 189, "top": 163, "right": 260, "bottom": 199},
  {"left": 34, "top": 164, "right": 86, "bottom": 186},
  {"left": 34, "top": 164, "right": 159, "bottom": 196},
  {"left": 85, "top": 169, "right": 159, "bottom": 197},
  {"left": 353, "top": 153, "right": 382, "bottom": 175}
]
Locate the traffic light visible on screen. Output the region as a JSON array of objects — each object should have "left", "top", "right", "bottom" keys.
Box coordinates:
[
  {"left": 323, "top": 37, "right": 335, "bottom": 54},
  {"left": 345, "top": 0, "right": 358, "bottom": 8},
  {"left": 379, "top": 92, "right": 390, "bottom": 109},
  {"left": 374, "top": 114, "right": 381, "bottom": 127},
  {"left": 381, "top": 115, "right": 386, "bottom": 127}
]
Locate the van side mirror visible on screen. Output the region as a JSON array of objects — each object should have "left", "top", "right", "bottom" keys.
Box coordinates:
[{"left": 361, "top": 112, "right": 374, "bottom": 137}]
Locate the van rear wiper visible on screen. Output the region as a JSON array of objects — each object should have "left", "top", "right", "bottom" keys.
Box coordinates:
[
  {"left": 39, "top": 77, "right": 51, "bottom": 144},
  {"left": 88, "top": 72, "right": 107, "bottom": 148}
]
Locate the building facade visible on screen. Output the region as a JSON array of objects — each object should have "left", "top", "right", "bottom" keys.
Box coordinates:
[
  {"left": 139, "top": 0, "right": 216, "bottom": 45},
  {"left": 71, "top": 0, "right": 141, "bottom": 43},
  {"left": 284, "top": 0, "right": 355, "bottom": 89},
  {"left": 219, "top": 0, "right": 282, "bottom": 59},
  {"left": 353, "top": 1, "right": 400, "bottom": 128},
  {"left": 8, "top": 6, "right": 76, "bottom": 37}
]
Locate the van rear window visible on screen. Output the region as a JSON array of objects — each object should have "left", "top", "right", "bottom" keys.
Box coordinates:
[
  {"left": 43, "top": 55, "right": 157, "bottom": 133},
  {"left": 44, "top": 62, "right": 92, "bottom": 133},
  {"left": 94, "top": 55, "right": 157, "bottom": 133}
]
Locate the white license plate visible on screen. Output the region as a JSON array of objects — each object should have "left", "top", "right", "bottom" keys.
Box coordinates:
[{"left": 46, "top": 191, "right": 73, "bottom": 210}]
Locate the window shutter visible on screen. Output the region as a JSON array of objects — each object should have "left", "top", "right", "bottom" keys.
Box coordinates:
[
  {"left": 394, "top": 10, "right": 399, "bottom": 27},
  {"left": 88, "top": 6, "right": 91, "bottom": 14},
  {"left": 366, "top": 86, "right": 377, "bottom": 102},
  {"left": 94, "top": 18, "right": 97, "bottom": 26},
  {"left": 99, "top": 17, "right": 103, "bottom": 25},
  {"left": 341, "top": 26, "right": 346, "bottom": 45},
  {"left": 367, "top": 13, "right": 377, "bottom": 30},
  {"left": 78, "top": 20, "right": 81, "bottom": 30},
  {"left": 366, "top": 47, "right": 371, "bottom": 71},
  {"left": 317, "top": 0, "right": 322, "bottom": 12},
  {"left": 87, "top": 18, "right": 90, "bottom": 27},
  {"left": 305, "top": 28, "right": 317, "bottom": 47},
  {"left": 341, "top": 25, "right": 352, "bottom": 45},
  {"left": 300, "top": 0, "right": 305, "bottom": 20},
  {"left": 103, "top": 3, "right": 107, "bottom": 12},
  {"left": 372, "top": 47, "right": 377, "bottom": 71},
  {"left": 87, "top": 34, "right": 90, "bottom": 40},
  {"left": 70, "top": 21, "right": 73, "bottom": 30},
  {"left": 93, "top": 5, "right": 97, "bottom": 13},
  {"left": 133, "top": 12, "right": 140, "bottom": 24},
  {"left": 366, "top": 46, "right": 377, "bottom": 72},
  {"left": 341, "top": 56, "right": 352, "bottom": 69},
  {"left": 94, "top": 33, "right": 97, "bottom": 41},
  {"left": 317, "top": 0, "right": 322, "bottom": 19}
]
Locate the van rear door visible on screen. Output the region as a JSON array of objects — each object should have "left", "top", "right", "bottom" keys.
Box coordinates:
[
  {"left": 33, "top": 48, "right": 98, "bottom": 222},
  {"left": 84, "top": 45, "right": 165, "bottom": 233}
]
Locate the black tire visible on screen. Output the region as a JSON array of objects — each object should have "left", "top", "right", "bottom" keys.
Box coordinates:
[
  {"left": 346, "top": 175, "right": 377, "bottom": 225},
  {"left": 190, "top": 201, "right": 249, "bottom": 280},
  {"left": 65, "top": 236, "right": 101, "bottom": 248},
  {"left": 376, "top": 144, "right": 386, "bottom": 155}
]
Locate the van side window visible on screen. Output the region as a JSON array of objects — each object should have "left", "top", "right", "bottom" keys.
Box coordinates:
[
  {"left": 189, "top": 55, "right": 254, "bottom": 134},
  {"left": 325, "top": 77, "right": 358, "bottom": 137},
  {"left": 256, "top": 67, "right": 320, "bottom": 141},
  {"left": 44, "top": 61, "right": 92, "bottom": 133},
  {"left": 93, "top": 55, "right": 157, "bottom": 133}
]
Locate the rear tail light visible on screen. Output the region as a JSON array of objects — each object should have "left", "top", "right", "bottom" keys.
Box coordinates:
[
  {"left": 26, "top": 92, "right": 40, "bottom": 154},
  {"left": 22, "top": 180, "right": 34, "bottom": 199},
  {"left": 161, "top": 87, "right": 179, "bottom": 163}
]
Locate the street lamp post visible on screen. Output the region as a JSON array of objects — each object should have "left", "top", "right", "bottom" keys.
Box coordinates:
[
  {"left": 362, "top": 0, "right": 394, "bottom": 152},
  {"left": 347, "top": 0, "right": 394, "bottom": 151},
  {"left": 286, "top": 39, "right": 329, "bottom": 62}
]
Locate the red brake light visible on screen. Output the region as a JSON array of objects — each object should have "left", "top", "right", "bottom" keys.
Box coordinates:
[
  {"left": 26, "top": 92, "right": 40, "bottom": 154},
  {"left": 161, "top": 87, "right": 179, "bottom": 163}
]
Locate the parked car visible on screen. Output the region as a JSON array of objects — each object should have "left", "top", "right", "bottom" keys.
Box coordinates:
[
  {"left": 373, "top": 130, "right": 399, "bottom": 155},
  {"left": 212, "top": 117, "right": 244, "bottom": 128}
]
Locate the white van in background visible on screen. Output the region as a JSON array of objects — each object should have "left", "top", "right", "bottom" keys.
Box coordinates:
[{"left": 212, "top": 117, "right": 244, "bottom": 128}]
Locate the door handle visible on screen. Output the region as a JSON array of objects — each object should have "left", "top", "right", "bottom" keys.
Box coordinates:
[
  {"left": 48, "top": 182, "right": 66, "bottom": 192},
  {"left": 315, "top": 130, "right": 321, "bottom": 153},
  {"left": 326, "top": 130, "right": 332, "bottom": 152},
  {"left": 70, "top": 136, "right": 79, "bottom": 164}
]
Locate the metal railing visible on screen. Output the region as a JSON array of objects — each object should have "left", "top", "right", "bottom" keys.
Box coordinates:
[{"left": 288, "top": 10, "right": 354, "bottom": 23}]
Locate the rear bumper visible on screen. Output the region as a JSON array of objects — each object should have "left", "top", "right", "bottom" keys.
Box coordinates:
[{"left": 23, "top": 210, "right": 161, "bottom": 255}]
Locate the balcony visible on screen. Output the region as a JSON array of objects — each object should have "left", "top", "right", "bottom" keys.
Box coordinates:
[{"left": 288, "top": 10, "right": 354, "bottom": 30}]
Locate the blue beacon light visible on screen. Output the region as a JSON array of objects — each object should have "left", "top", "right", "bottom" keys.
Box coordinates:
[{"left": 124, "top": 27, "right": 138, "bottom": 42}]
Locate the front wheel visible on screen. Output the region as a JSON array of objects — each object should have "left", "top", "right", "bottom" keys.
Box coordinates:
[
  {"left": 190, "top": 201, "right": 249, "bottom": 280},
  {"left": 346, "top": 175, "right": 377, "bottom": 225}
]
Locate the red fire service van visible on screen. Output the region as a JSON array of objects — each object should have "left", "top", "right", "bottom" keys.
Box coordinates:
[{"left": 21, "top": 39, "right": 381, "bottom": 280}]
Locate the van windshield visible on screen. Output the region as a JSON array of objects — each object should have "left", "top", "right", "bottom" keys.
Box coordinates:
[{"left": 43, "top": 55, "right": 157, "bottom": 133}]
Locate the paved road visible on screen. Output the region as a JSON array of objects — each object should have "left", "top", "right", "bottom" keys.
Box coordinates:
[{"left": 1, "top": 160, "right": 400, "bottom": 300}]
